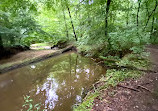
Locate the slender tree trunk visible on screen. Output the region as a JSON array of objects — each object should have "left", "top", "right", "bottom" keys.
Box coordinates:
[
  {"left": 144, "top": 0, "right": 157, "bottom": 31},
  {"left": 10, "top": 37, "right": 15, "bottom": 45},
  {"left": 136, "top": 0, "right": 142, "bottom": 44},
  {"left": 74, "top": 55, "right": 78, "bottom": 75},
  {"left": 145, "top": 1, "right": 149, "bottom": 17},
  {"left": 105, "top": 0, "right": 112, "bottom": 50},
  {"left": 69, "top": 54, "right": 72, "bottom": 75},
  {"left": 150, "top": 15, "right": 155, "bottom": 39},
  {"left": 105, "top": 0, "right": 111, "bottom": 36},
  {"left": 62, "top": 7, "right": 69, "bottom": 39},
  {"left": 0, "top": 34, "right": 4, "bottom": 50},
  {"left": 67, "top": 6, "right": 78, "bottom": 41},
  {"left": 78, "top": 4, "right": 83, "bottom": 38},
  {"left": 126, "top": 2, "right": 130, "bottom": 25},
  {"left": 137, "top": 1, "right": 141, "bottom": 27},
  {"left": 126, "top": 10, "right": 129, "bottom": 25}
]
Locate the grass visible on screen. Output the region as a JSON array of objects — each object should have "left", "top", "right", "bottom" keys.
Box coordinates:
[
  {"left": 73, "top": 92, "right": 99, "bottom": 111},
  {"left": 73, "top": 52, "right": 150, "bottom": 111}
]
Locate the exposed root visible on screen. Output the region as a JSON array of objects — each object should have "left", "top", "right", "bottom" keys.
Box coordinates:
[{"left": 117, "top": 84, "right": 140, "bottom": 92}]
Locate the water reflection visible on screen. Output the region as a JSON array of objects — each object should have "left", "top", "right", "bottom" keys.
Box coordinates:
[
  {"left": 0, "top": 52, "right": 106, "bottom": 111},
  {"left": 35, "top": 78, "right": 58, "bottom": 109}
]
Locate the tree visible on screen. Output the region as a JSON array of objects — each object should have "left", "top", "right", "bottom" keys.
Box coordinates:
[
  {"left": 105, "top": 0, "right": 112, "bottom": 50},
  {"left": 0, "top": 35, "right": 4, "bottom": 50},
  {"left": 67, "top": 5, "right": 78, "bottom": 41}
]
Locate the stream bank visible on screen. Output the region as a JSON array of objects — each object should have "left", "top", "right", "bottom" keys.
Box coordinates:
[
  {"left": 75, "top": 45, "right": 158, "bottom": 111},
  {"left": 0, "top": 45, "right": 75, "bottom": 74}
]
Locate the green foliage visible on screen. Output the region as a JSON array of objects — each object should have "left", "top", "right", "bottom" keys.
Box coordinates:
[
  {"left": 73, "top": 92, "right": 99, "bottom": 111},
  {"left": 0, "top": 0, "right": 60, "bottom": 48},
  {"left": 22, "top": 95, "right": 42, "bottom": 111},
  {"left": 130, "top": 46, "right": 145, "bottom": 54},
  {"left": 101, "top": 52, "right": 149, "bottom": 88},
  {"left": 1, "top": 0, "right": 157, "bottom": 110},
  {"left": 117, "top": 52, "right": 150, "bottom": 69},
  {"left": 1, "top": 0, "right": 157, "bottom": 54},
  {"left": 104, "top": 69, "right": 141, "bottom": 87},
  {"left": 75, "top": 49, "right": 150, "bottom": 111}
]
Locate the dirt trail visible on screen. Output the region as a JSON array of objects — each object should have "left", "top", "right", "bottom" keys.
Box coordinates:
[{"left": 92, "top": 45, "right": 158, "bottom": 111}]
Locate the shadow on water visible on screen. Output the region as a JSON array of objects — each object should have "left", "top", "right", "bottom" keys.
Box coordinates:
[{"left": 0, "top": 52, "right": 106, "bottom": 111}]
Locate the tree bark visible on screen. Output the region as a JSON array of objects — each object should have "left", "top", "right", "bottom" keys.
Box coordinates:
[
  {"left": 137, "top": 0, "right": 141, "bottom": 27},
  {"left": 62, "top": 7, "right": 69, "bottom": 39},
  {"left": 150, "top": 15, "right": 155, "bottom": 39},
  {"left": 136, "top": 0, "right": 142, "bottom": 44},
  {"left": 105, "top": 0, "right": 111, "bottom": 36},
  {"left": 126, "top": 1, "right": 130, "bottom": 25},
  {"left": 105, "top": 0, "right": 112, "bottom": 50},
  {"left": 144, "top": 0, "right": 157, "bottom": 31},
  {"left": 145, "top": 1, "right": 149, "bottom": 17},
  {"left": 67, "top": 6, "right": 78, "bottom": 41},
  {"left": 0, "top": 34, "right": 4, "bottom": 50}
]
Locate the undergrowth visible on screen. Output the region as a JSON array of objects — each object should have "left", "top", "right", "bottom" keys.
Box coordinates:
[
  {"left": 22, "top": 95, "right": 45, "bottom": 111},
  {"left": 73, "top": 92, "right": 99, "bottom": 111}
]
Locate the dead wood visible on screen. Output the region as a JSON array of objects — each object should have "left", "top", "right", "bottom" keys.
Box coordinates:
[
  {"left": 106, "top": 64, "right": 157, "bottom": 73},
  {"left": 117, "top": 84, "right": 140, "bottom": 92},
  {"left": 137, "top": 85, "right": 152, "bottom": 92}
]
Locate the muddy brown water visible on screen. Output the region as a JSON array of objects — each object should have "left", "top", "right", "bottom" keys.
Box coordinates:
[{"left": 0, "top": 52, "right": 106, "bottom": 111}]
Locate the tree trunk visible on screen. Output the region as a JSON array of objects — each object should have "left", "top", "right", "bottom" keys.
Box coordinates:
[
  {"left": 62, "top": 7, "right": 69, "bottom": 39},
  {"left": 69, "top": 54, "right": 72, "bottom": 75},
  {"left": 144, "top": 0, "right": 157, "bottom": 31},
  {"left": 145, "top": 1, "right": 149, "bottom": 17},
  {"left": 105, "top": 0, "right": 112, "bottom": 50},
  {"left": 74, "top": 55, "right": 78, "bottom": 75},
  {"left": 10, "top": 37, "right": 15, "bottom": 45},
  {"left": 67, "top": 6, "right": 78, "bottom": 41},
  {"left": 137, "top": 0, "right": 141, "bottom": 27},
  {"left": 0, "top": 34, "right": 4, "bottom": 50},
  {"left": 126, "top": 9, "right": 129, "bottom": 25},
  {"left": 150, "top": 15, "right": 155, "bottom": 39},
  {"left": 105, "top": 0, "right": 111, "bottom": 36},
  {"left": 136, "top": 0, "right": 142, "bottom": 44}
]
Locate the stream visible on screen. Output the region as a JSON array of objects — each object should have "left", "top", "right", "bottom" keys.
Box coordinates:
[{"left": 0, "top": 52, "right": 106, "bottom": 111}]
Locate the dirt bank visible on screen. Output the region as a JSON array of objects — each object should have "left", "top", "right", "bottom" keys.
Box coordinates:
[
  {"left": 92, "top": 45, "right": 158, "bottom": 111},
  {"left": 0, "top": 45, "right": 76, "bottom": 74}
]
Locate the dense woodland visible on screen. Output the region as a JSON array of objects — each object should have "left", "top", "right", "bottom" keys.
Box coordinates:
[
  {"left": 1, "top": 0, "right": 158, "bottom": 110},
  {"left": 0, "top": 0, "right": 158, "bottom": 57}
]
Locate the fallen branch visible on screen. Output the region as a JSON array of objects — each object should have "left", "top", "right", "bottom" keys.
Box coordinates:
[
  {"left": 106, "top": 64, "right": 157, "bottom": 73},
  {"left": 117, "top": 84, "right": 140, "bottom": 92},
  {"left": 139, "top": 81, "right": 152, "bottom": 86},
  {"left": 137, "top": 85, "right": 152, "bottom": 92}
]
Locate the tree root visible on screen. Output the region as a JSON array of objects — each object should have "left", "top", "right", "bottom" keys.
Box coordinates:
[
  {"left": 117, "top": 84, "right": 140, "bottom": 92},
  {"left": 137, "top": 85, "right": 152, "bottom": 92}
]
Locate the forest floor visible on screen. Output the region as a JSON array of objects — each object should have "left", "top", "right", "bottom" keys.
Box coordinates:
[{"left": 92, "top": 45, "right": 158, "bottom": 111}]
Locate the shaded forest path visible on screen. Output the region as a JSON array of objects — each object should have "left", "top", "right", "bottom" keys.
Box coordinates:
[{"left": 92, "top": 45, "right": 158, "bottom": 111}]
